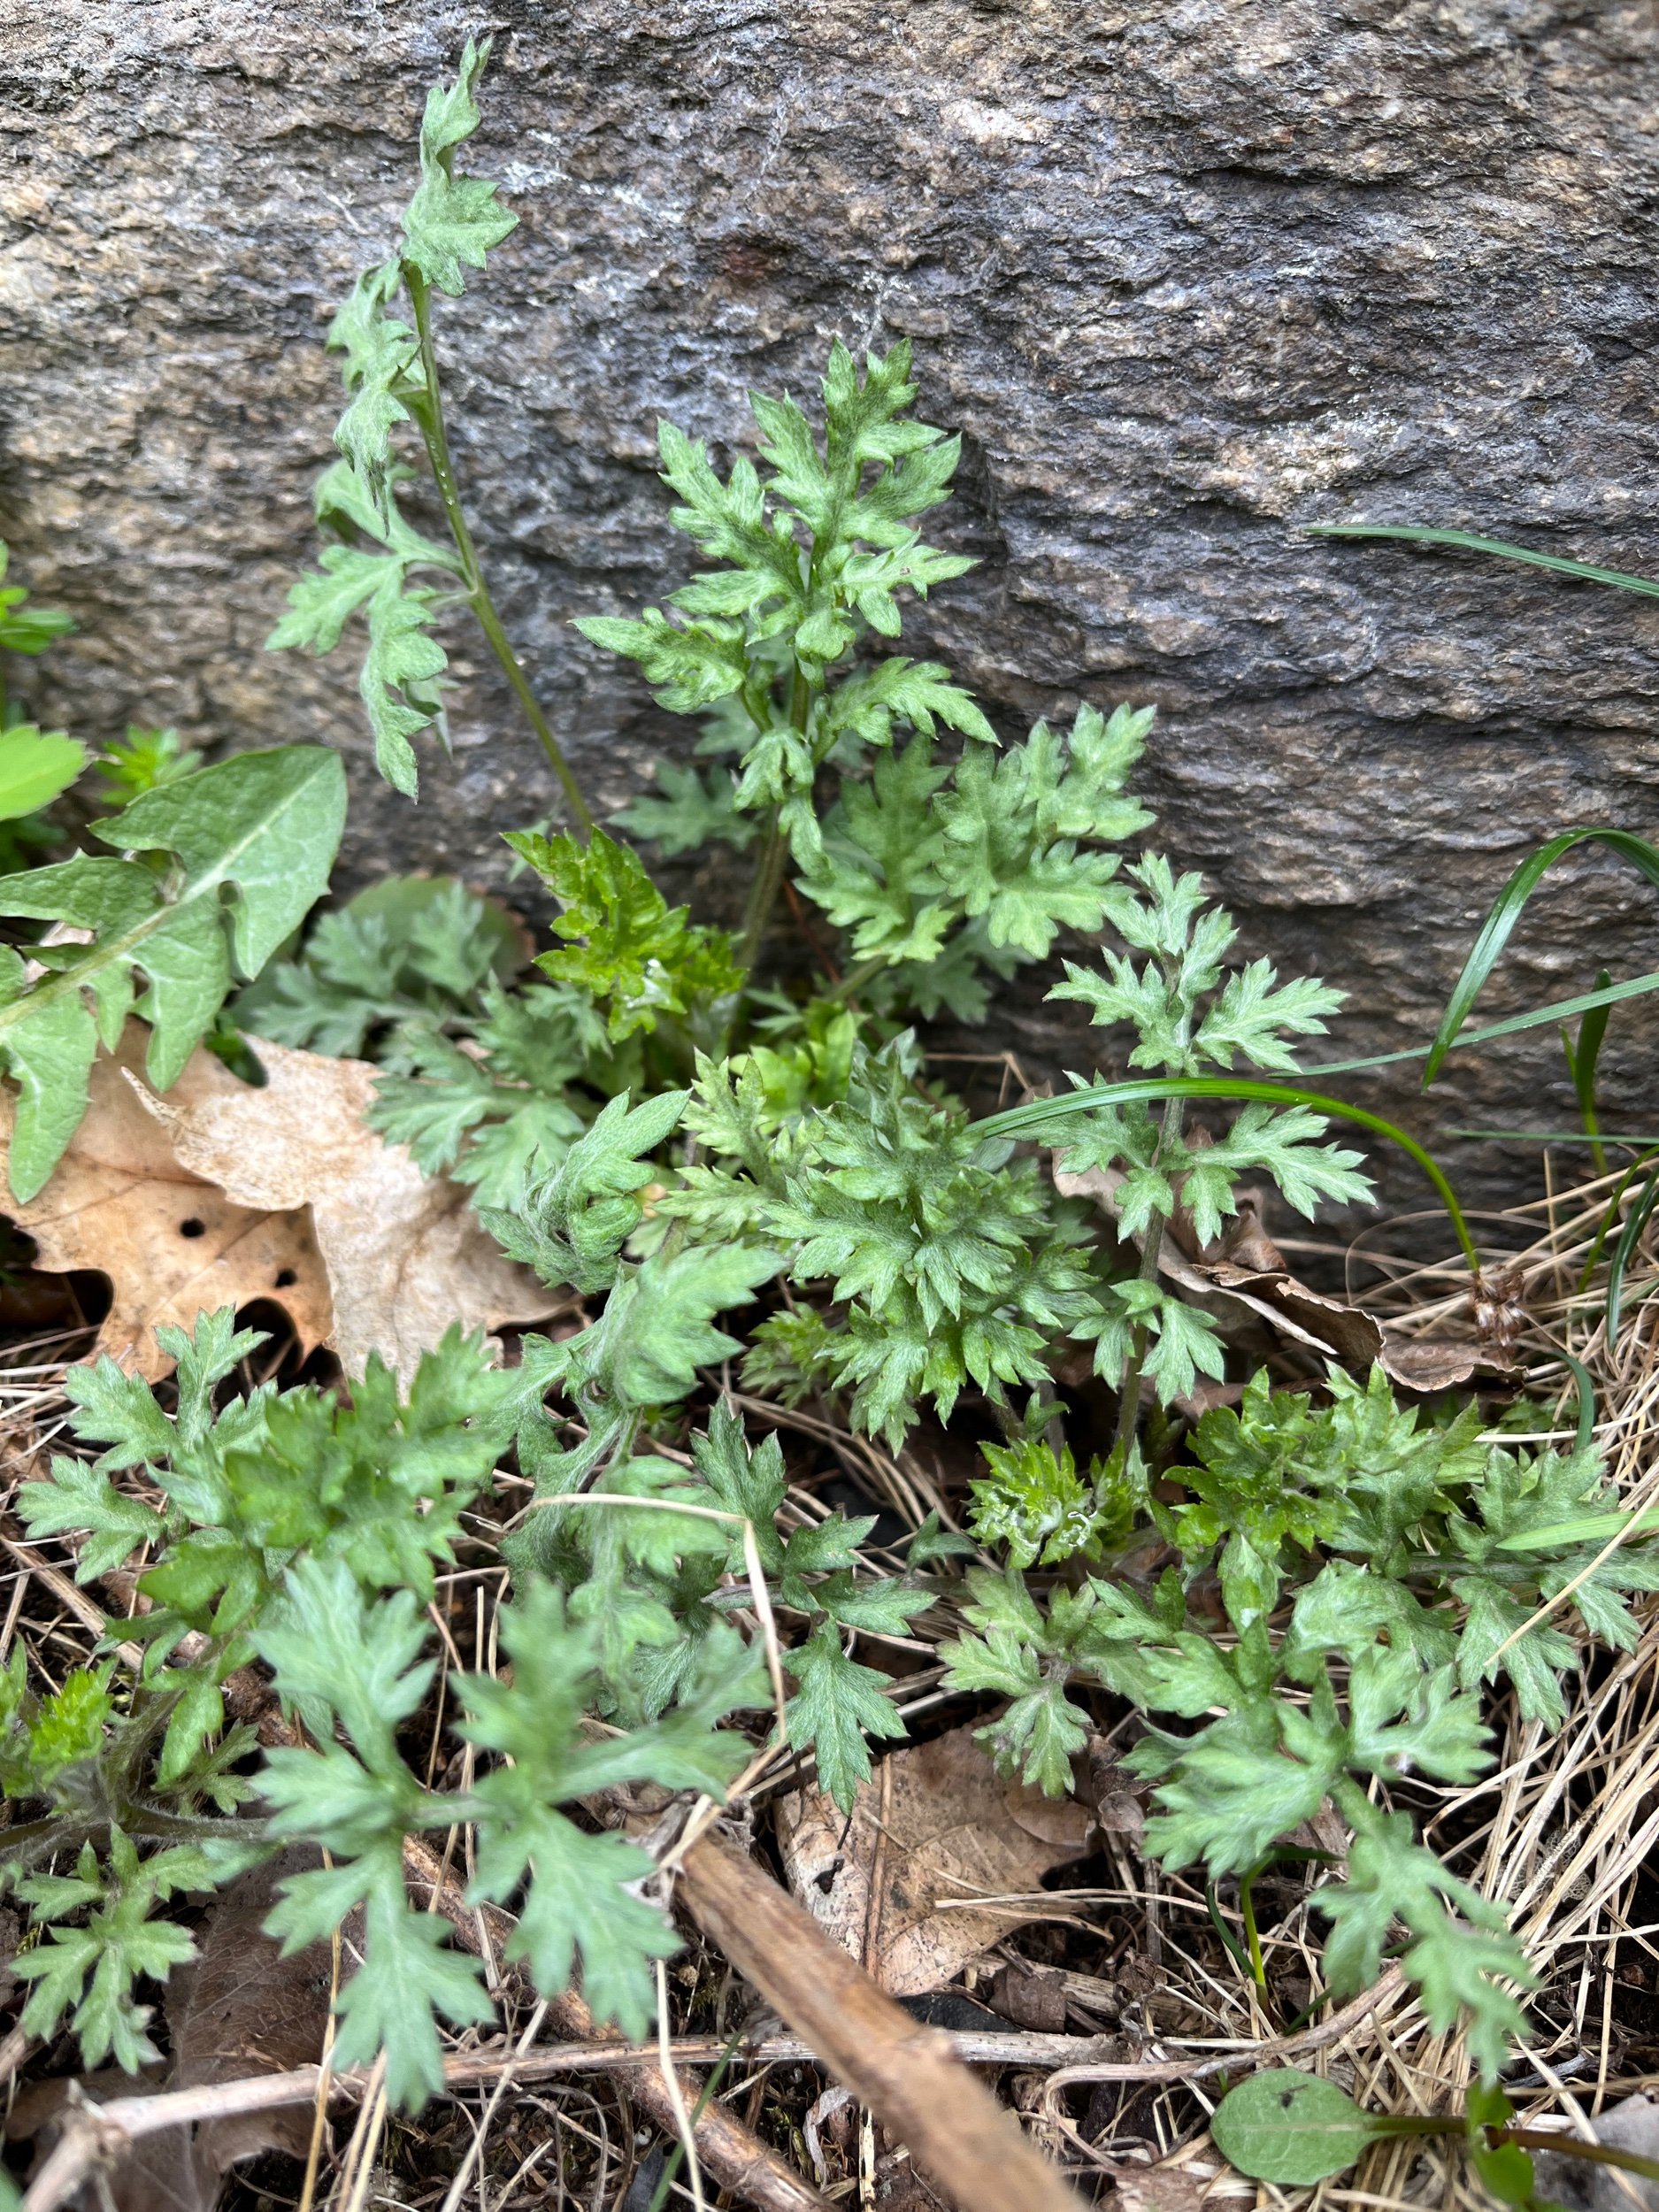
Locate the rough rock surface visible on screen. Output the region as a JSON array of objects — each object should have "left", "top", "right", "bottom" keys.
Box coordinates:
[{"left": 4, "top": 0, "right": 1658, "bottom": 1235}]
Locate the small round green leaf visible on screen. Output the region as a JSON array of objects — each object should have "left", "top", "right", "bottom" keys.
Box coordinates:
[{"left": 1212, "top": 2069, "right": 1378, "bottom": 2184}]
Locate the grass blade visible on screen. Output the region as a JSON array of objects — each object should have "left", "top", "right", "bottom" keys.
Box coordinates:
[
  {"left": 1561, "top": 966, "right": 1613, "bottom": 1173},
  {"left": 1309, "top": 969, "right": 1659, "bottom": 1080},
  {"left": 1576, "top": 1149, "right": 1659, "bottom": 1294},
  {"left": 974, "top": 1075, "right": 1479, "bottom": 1274},
  {"left": 1422, "top": 830, "right": 1659, "bottom": 1087},
  {"left": 1494, "top": 1505, "right": 1659, "bottom": 1552},
  {"left": 1307, "top": 525, "right": 1659, "bottom": 600},
  {"left": 1449, "top": 1130, "right": 1659, "bottom": 1148},
  {"left": 1606, "top": 1163, "right": 1659, "bottom": 1348},
  {"left": 1556, "top": 1349, "right": 1597, "bottom": 1458}
]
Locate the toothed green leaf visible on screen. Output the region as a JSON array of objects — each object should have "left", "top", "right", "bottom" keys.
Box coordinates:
[
  {"left": 784, "top": 1621, "right": 906, "bottom": 1812},
  {"left": 507, "top": 827, "right": 742, "bottom": 1041},
  {"left": 400, "top": 38, "right": 518, "bottom": 298},
  {"left": 0, "top": 748, "right": 344, "bottom": 1198}
]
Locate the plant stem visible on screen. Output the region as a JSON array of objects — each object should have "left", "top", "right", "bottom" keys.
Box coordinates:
[
  {"left": 1204, "top": 1883, "right": 1252, "bottom": 1977},
  {"left": 1373, "top": 2115, "right": 1659, "bottom": 2189},
  {"left": 118, "top": 1803, "right": 257, "bottom": 1845},
  {"left": 739, "top": 812, "right": 793, "bottom": 972},
  {"left": 1111, "top": 1094, "right": 1186, "bottom": 1463},
  {"left": 1500, "top": 2130, "right": 1659, "bottom": 2185},
  {"left": 0, "top": 1802, "right": 252, "bottom": 1868},
  {"left": 404, "top": 268, "right": 594, "bottom": 836},
  {"left": 0, "top": 1814, "right": 60, "bottom": 1855},
  {"left": 738, "top": 662, "right": 812, "bottom": 973},
  {"left": 824, "top": 952, "right": 892, "bottom": 1005},
  {"left": 1239, "top": 1865, "right": 1268, "bottom": 1993}
]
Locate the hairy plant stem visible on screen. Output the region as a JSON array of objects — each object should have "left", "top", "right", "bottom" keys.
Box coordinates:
[
  {"left": 0, "top": 1813, "right": 63, "bottom": 1856},
  {"left": 0, "top": 1802, "right": 254, "bottom": 1865},
  {"left": 119, "top": 1803, "right": 252, "bottom": 1845},
  {"left": 1111, "top": 1094, "right": 1187, "bottom": 1464},
  {"left": 404, "top": 269, "right": 594, "bottom": 835},
  {"left": 824, "top": 952, "right": 892, "bottom": 1005},
  {"left": 738, "top": 662, "right": 812, "bottom": 972},
  {"left": 739, "top": 816, "right": 793, "bottom": 972}
]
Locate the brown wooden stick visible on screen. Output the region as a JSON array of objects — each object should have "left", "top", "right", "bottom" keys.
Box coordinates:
[
  {"left": 677, "top": 1832, "right": 1084, "bottom": 2212},
  {"left": 400, "top": 1836, "right": 830, "bottom": 2212}
]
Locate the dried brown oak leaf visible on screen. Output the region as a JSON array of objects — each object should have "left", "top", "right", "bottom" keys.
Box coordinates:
[
  {"left": 137, "top": 1036, "right": 557, "bottom": 1377},
  {"left": 168, "top": 1847, "right": 343, "bottom": 2178},
  {"left": 776, "top": 1721, "right": 1093, "bottom": 1997},
  {"left": 0, "top": 1026, "right": 329, "bottom": 1382}
]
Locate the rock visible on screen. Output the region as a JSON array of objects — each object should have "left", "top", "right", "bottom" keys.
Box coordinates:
[{"left": 4, "top": 1, "right": 1658, "bottom": 1223}]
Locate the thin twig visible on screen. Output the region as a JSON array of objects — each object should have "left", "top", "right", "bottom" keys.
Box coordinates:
[
  {"left": 13, "top": 2026, "right": 1148, "bottom": 2212},
  {"left": 1038, "top": 1965, "right": 1409, "bottom": 2110}
]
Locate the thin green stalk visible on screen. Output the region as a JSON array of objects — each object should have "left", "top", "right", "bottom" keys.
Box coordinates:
[
  {"left": 1371, "top": 2113, "right": 1659, "bottom": 2188},
  {"left": 824, "top": 951, "right": 892, "bottom": 1004},
  {"left": 1307, "top": 523, "right": 1659, "bottom": 601},
  {"left": 1310, "top": 968, "right": 1659, "bottom": 1079},
  {"left": 1561, "top": 976, "right": 1610, "bottom": 1175},
  {"left": 738, "top": 661, "right": 811, "bottom": 972},
  {"left": 648, "top": 2036, "right": 742, "bottom": 2212},
  {"left": 1239, "top": 1869, "right": 1268, "bottom": 1994},
  {"left": 739, "top": 810, "right": 793, "bottom": 972},
  {"left": 1497, "top": 2130, "right": 1659, "bottom": 2185},
  {"left": 1561, "top": 1035, "right": 1608, "bottom": 1174},
  {"left": 1111, "top": 1094, "right": 1185, "bottom": 1463},
  {"left": 1578, "top": 1148, "right": 1659, "bottom": 1294},
  {"left": 1606, "top": 1163, "right": 1659, "bottom": 1347},
  {"left": 1452, "top": 1128, "right": 1659, "bottom": 1148},
  {"left": 404, "top": 269, "right": 594, "bottom": 835},
  {"left": 1553, "top": 1348, "right": 1598, "bottom": 1457},
  {"left": 1205, "top": 1884, "right": 1251, "bottom": 1975}
]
